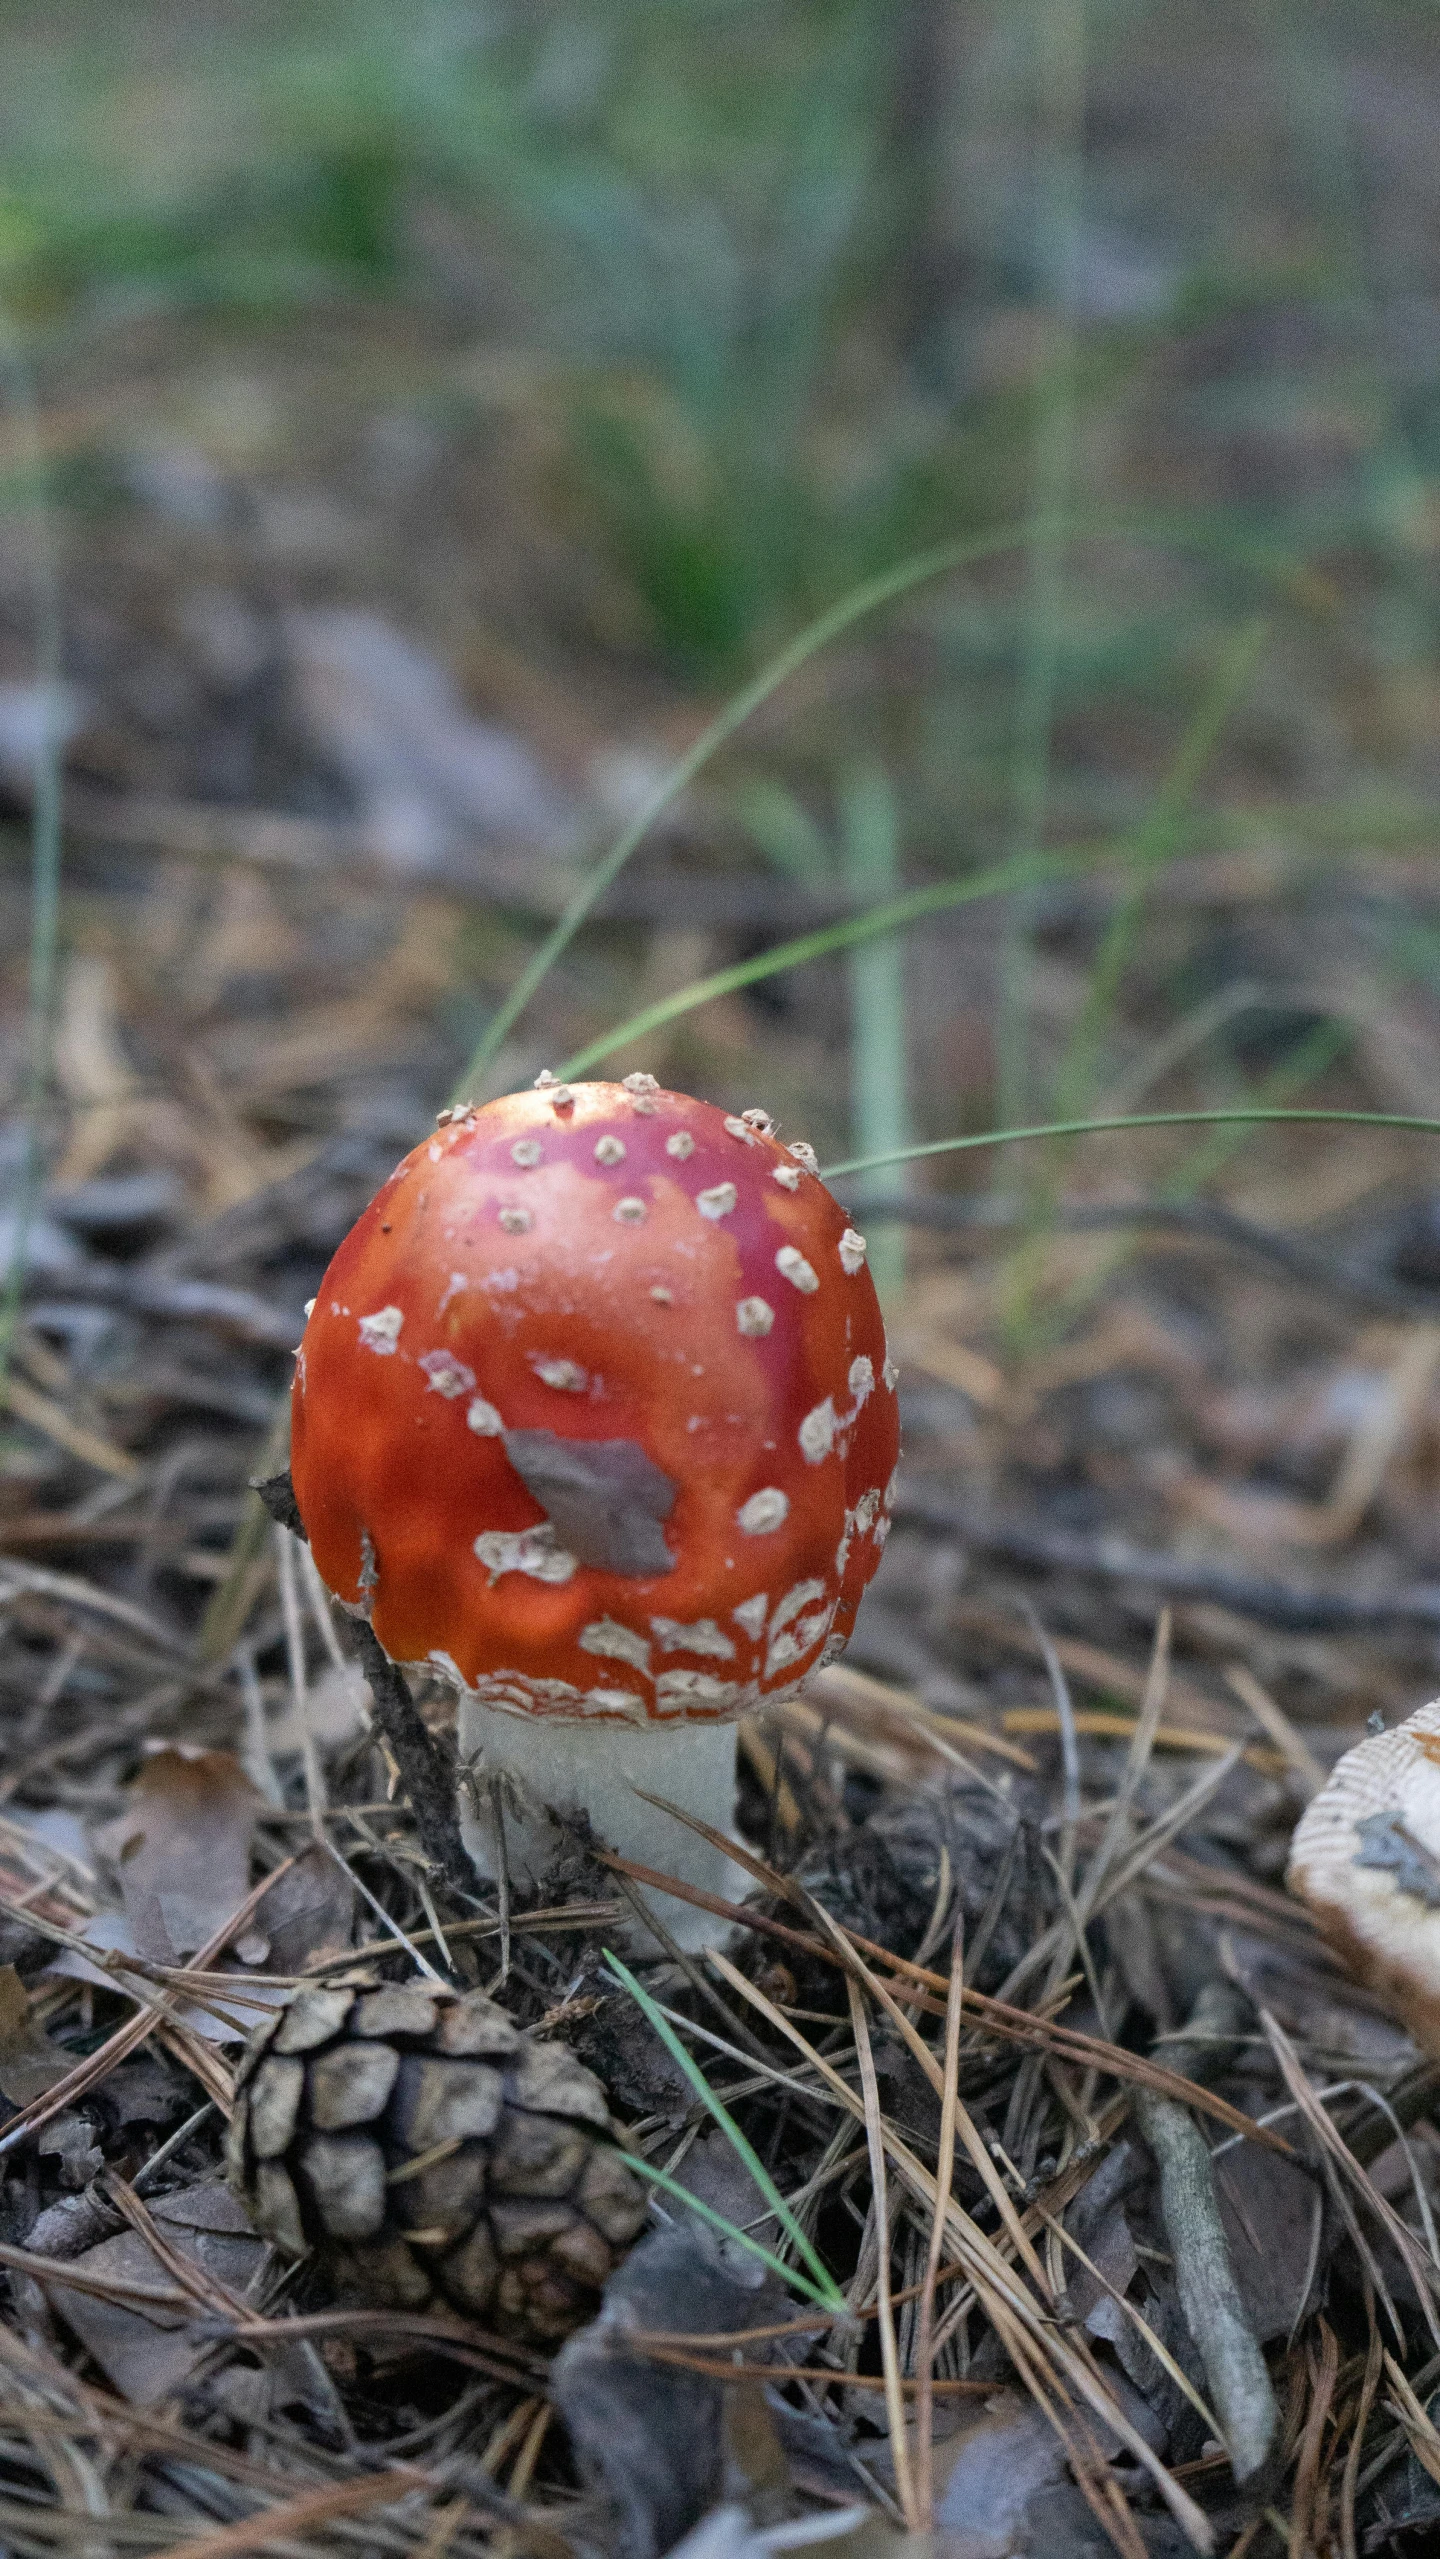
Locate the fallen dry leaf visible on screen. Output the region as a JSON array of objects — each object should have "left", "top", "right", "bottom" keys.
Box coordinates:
[
  {"left": 929, "top": 2394, "right": 1069, "bottom": 2558},
  {"left": 1214, "top": 2137, "right": 1326, "bottom": 2343},
  {"left": 48, "top": 2180, "right": 267, "bottom": 2402},
  {"left": 101, "top": 2054, "right": 196, "bottom": 2129},
  {"left": 235, "top": 1839, "right": 355, "bottom": 1974},
  {"left": 0, "top": 1963, "right": 74, "bottom": 2109},
  {"left": 264, "top": 1658, "right": 368, "bottom": 1755},
  {"left": 38, "top": 2111, "right": 104, "bottom": 2189},
  {"left": 95, "top": 1748, "right": 264, "bottom": 1966}
]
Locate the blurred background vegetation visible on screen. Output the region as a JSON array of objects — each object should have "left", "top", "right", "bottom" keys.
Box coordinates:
[{"left": 2, "top": 0, "right": 1440, "bottom": 1333}]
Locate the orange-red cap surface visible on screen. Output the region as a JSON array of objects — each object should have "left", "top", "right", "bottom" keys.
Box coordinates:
[{"left": 291, "top": 1076, "right": 899, "bottom": 1724}]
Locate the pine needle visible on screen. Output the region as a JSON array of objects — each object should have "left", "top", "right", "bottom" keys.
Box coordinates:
[{"left": 846, "top": 1976, "right": 919, "bottom": 2530}]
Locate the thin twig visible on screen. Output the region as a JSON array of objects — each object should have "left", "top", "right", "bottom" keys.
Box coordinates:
[
  {"left": 895, "top": 1487, "right": 1440, "bottom": 1632},
  {"left": 1339, "top": 2282, "right": 1382, "bottom": 2559},
  {"left": 275, "top": 1522, "right": 326, "bottom": 1831},
  {"left": 1133, "top": 2084, "right": 1279, "bottom": 2484},
  {"left": 846, "top": 1977, "right": 918, "bottom": 2532},
  {"left": 1024, "top": 1601, "right": 1081, "bottom": 1891},
  {"left": 914, "top": 1917, "right": 964, "bottom": 2528},
  {"left": 352, "top": 1619, "right": 473, "bottom": 1897}
]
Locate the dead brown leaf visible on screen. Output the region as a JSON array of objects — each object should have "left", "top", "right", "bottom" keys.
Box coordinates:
[
  {"left": 47, "top": 2181, "right": 267, "bottom": 2403},
  {"left": 0, "top": 1965, "right": 73, "bottom": 2109},
  {"left": 95, "top": 1748, "right": 264, "bottom": 1966},
  {"left": 237, "top": 1840, "right": 356, "bottom": 1974}
]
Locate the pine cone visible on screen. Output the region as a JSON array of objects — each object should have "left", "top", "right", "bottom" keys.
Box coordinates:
[{"left": 227, "top": 1981, "right": 648, "bottom": 2345}]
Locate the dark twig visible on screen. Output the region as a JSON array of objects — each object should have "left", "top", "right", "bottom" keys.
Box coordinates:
[
  {"left": 1134, "top": 1985, "right": 1279, "bottom": 2489},
  {"left": 352, "top": 1619, "right": 475, "bottom": 1901},
  {"left": 20, "top": 1260, "right": 305, "bottom": 1347},
  {"left": 249, "top": 1475, "right": 474, "bottom": 1896},
  {"left": 858, "top": 1192, "right": 1440, "bottom": 1320},
  {"left": 54, "top": 780, "right": 881, "bottom": 927},
  {"left": 895, "top": 1488, "right": 1440, "bottom": 1633}
]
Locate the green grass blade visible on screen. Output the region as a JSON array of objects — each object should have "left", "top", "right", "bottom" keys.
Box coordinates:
[
  {"left": 997, "top": 612, "right": 1272, "bottom": 1351},
  {"left": 1053, "top": 615, "right": 1270, "bottom": 1124},
  {"left": 602, "top": 2144, "right": 840, "bottom": 2310},
  {"left": 819, "top": 1106, "right": 1440, "bottom": 1185},
  {"left": 602, "top": 1949, "right": 845, "bottom": 2308},
  {"left": 731, "top": 776, "right": 834, "bottom": 884},
  {"left": 994, "top": 0, "right": 1086, "bottom": 1137},
  {"left": 459, "top": 523, "right": 1057, "bottom": 1095},
  {"left": 555, "top": 844, "right": 1094, "bottom": 1080},
  {"left": 1044, "top": 1019, "right": 1353, "bottom": 1339},
  {"left": 1154, "top": 1023, "right": 1352, "bottom": 1203},
  {"left": 0, "top": 307, "right": 63, "bottom": 1376},
  {"left": 454, "top": 503, "right": 1328, "bottom": 1097},
  {"left": 838, "top": 758, "right": 908, "bottom": 1298}
]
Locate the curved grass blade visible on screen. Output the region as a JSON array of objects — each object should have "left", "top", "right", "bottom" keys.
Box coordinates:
[
  {"left": 556, "top": 844, "right": 1093, "bottom": 1080},
  {"left": 0, "top": 314, "right": 63, "bottom": 1375},
  {"left": 1040, "top": 1018, "right": 1353, "bottom": 1345},
  {"left": 607, "top": 2145, "right": 841, "bottom": 2311},
  {"left": 558, "top": 619, "right": 1272, "bottom": 1112},
  {"left": 456, "top": 505, "right": 1326, "bottom": 1096},
  {"left": 1053, "top": 615, "right": 1270, "bottom": 1125},
  {"left": 837, "top": 758, "right": 909, "bottom": 1297},
  {"left": 603, "top": 1947, "right": 846, "bottom": 2309},
  {"left": 820, "top": 1106, "right": 1440, "bottom": 1185},
  {"left": 995, "top": 0, "right": 1085, "bottom": 1144},
  {"left": 461, "top": 524, "right": 1071, "bottom": 1095}
]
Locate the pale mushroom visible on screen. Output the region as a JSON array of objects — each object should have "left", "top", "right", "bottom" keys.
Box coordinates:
[{"left": 1287, "top": 1695, "right": 1440, "bottom": 2054}]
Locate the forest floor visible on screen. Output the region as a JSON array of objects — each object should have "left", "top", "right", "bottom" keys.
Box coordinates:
[{"left": 5, "top": 268, "right": 1440, "bottom": 2559}]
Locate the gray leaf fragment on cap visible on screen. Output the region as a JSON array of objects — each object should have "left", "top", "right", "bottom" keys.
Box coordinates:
[{"left": 503, "top": 1429, "right": 678, "bottom": 1576}]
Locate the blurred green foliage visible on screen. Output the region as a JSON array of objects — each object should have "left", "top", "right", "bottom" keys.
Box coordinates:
[
  {"left": 0, "top": 0, "right": 914, "bottom": 672},
  {"left": 3, "top": 0, "right": 1440, "bottom": 1269},
  {"left": 5, "top": 0, "right": 1437, "bottom": 700}
]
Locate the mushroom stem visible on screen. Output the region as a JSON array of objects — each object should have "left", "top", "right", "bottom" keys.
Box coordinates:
[
  {"left": 352, "top": 1623, "right": 473, "bottom": 1897},
  {"left": 456, "top": 1699, "right": 749, "bottom": 1950}
]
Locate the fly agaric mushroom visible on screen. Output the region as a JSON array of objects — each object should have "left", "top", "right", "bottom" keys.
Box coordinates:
[
  {"left": 289, "top": 1074, "right": 899, "bottom": 1934},
  {"left": 1288, "top": 1696, "right": 1440, "bottom": 2055}
]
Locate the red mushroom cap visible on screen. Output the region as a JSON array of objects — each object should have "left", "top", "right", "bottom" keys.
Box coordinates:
[{"left": 290, "top": 1076, "right": 899, "bottom": 1724}]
